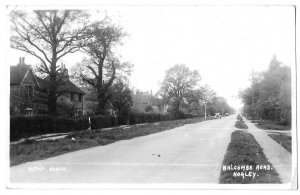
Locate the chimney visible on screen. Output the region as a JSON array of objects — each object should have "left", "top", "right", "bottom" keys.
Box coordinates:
[
  {"left": 18, "top": 57, "right": 25, "bottom": 65},
  {"left": 61, "top": 62, "right": 69, "bottom": 81}
]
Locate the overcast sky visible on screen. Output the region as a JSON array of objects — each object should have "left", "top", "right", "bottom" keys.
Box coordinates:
[{"left": 8, "top": 6, "right": 295, "bottom": 110}]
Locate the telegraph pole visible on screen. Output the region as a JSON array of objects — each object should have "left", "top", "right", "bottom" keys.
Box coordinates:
[
  {"left": 204, "top": 100, "right": 207, "bottom": 120},
  {"left": 252, "top": 67, "right": 255, "bottom": 122}
]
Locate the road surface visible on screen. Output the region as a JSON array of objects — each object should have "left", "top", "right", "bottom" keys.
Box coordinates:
[{"left": 10, "top": 115, "right": 236, "bottom": 184}]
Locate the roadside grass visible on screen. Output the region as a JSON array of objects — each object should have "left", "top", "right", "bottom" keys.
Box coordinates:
[
  {"left": 219, "top": 130, "right": 281, "bottom": 184},
  {"left": 10, "top": 117, "right": 207, "bottom": 166},
  {"left": 268, "top": 133, "right": 292, "bottom": 153},
  {"left": 235, "top": 121, "right": 248, "bottom": 129},
  {"left": 255, "top": 121, "right": 291, "bottom": 131}
]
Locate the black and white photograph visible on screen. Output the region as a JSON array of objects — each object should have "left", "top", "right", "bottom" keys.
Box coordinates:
[{"left": 3, "top": 0, "right": 298, "bottom": 190}]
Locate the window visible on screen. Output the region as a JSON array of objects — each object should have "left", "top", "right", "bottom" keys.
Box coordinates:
[
  {"left": 26, "top": 85, "right": 33, "bottom": 99},
  {"left": 70, "top": 93, "right": 74, "bottom": 101},
  {"left": 74, "top": 94, "right": 78, "bottom": 101},
  {"left": 78, "top": 94, "right": 82, "bottom": 102}
]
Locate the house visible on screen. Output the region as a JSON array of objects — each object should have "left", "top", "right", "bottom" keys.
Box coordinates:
[
  {"left": 132, "top": 90, "right": 168, "bottom": 113},
  {"left": 10, "top": 57, "right": 39, "bottom": 115},
  {"left": 10, "top": 57, "right": 85, "bottom": 117}
]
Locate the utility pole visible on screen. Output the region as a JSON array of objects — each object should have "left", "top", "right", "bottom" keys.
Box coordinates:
[
  {"left": 204, "top": 100, "right": 207, "bottom": 120},
  {"left": 252, "top": 67, "right": 255, "bottom": 122}
]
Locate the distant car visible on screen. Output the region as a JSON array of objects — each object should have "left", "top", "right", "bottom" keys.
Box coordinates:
[
  {"left": 214, "top": 113, "right": 221, "bottom": 119},
  {"left": 225, "top": 113, "right": 229, "bottom": 116}
]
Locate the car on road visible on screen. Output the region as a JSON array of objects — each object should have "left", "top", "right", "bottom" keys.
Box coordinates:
[{"left": 214, "top": 113, "right": 221, "bottom": 119}]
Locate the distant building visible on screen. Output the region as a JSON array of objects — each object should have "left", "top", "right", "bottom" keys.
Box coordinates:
[
  {"left": 10, "top": 57, "right": 85, "bottom": 117},
  {"left": 132, "top": 90, "right": 168, "bottom": 113}
]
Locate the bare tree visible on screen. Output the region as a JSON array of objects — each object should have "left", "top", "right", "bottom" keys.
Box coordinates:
[
  {"left": 10, "top": 10, "right": 89, "bottom": 115},
  {"left": 80, "top": 20, "right": 132, "bottom": 115}
]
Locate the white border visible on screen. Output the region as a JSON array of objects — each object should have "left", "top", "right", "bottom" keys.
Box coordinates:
[{"left": 1, "top": 0, "right": 299, "bottom": 191}]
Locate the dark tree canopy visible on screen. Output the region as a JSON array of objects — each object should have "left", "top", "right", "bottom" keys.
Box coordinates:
[
  {"left": 239, "top": 55, "right": 291, "bottom": 124},
  {"left": 109, "top": 80, "right": 133, "bottom": 116}
]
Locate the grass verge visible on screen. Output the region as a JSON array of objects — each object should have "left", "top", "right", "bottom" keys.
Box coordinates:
[
  {"left": 219, "top": 130, "right": 281, "bottom": 184},
  {"left": 255, "top": 121, "right": 290, "bottom": 131},
  {"left": 10, "top": 117, "right": 207, "bottom": 166},
  {"left": 268, "top": 133, "right": 291, "bottom": 153},
  {"left": 235, "top": 120, "right": 248, "bottom": 129}
]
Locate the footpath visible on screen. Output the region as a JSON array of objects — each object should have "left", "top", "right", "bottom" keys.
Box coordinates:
[{"left": 244, "top": 119, "right": 292, "bottom": 183}]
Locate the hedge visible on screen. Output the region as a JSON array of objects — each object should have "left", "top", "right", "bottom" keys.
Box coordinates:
[
  {"left": 127, "top": 111, "right": 194, "bottom": 125},
  {"left": 10, "top": 115, "right": 89, "bottom": 141},
  {"left": 90, "top": 115, "right": 118, "bottom": 130},
  {"left": 10, "top": 112, "right": 196, "bottom": 141}
]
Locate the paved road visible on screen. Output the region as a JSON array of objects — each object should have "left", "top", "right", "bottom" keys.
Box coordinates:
[{"left": 10, "top": 115, "right": 236, "bottom": 184}]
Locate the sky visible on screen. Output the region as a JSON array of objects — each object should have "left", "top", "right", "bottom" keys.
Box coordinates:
[{"left": 7, "top": 5, "right": 295, "bottom": 110}]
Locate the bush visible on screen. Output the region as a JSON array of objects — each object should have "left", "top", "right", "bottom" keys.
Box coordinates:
[
  {"left": 127, "top": 111, "right": 194, "bottom": 125},
  {"left": 10, "top": 111, "right": 196, "bottom": 141},
  {"left": 54, "top": 117, "right": 75, "bottom": 132},
  {"left": 34, "top": 115, "right": 53, "bottom": 134},
  {"left": 90, "top": 115, "right": 117, "bottom": 130},
  {"left": 75, "top": 117, "right": 90, "bottom": 131},
  {"left": 10, "top": 115, "right": 90, "bottom": 141},
  {"left": 117, "top": 115, "right": 129, "bottom": 125},
  {"left": 10, "top": 115, "right": 34, "bottom": 141}
]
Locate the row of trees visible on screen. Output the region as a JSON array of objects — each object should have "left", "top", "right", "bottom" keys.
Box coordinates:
[
  {"left": 159, "top": 64, "right": 234, "bottom": 118},
  {"left": 239, "top": 56, "right": 291, "bottom": 125},
  {"left": 11, "top": 10, "right": 132, "bottom": 116},
  {"left": 11, "top": 9, "right": 234, "bottom": 118}
]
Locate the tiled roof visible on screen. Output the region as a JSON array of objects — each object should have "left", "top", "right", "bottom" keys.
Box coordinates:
[
  {"left": 59, "top": 80, "right": 85, "bottom": 94},
  {"left": 10, "top": 59, "right": 84, "bottom": 95},
  {"left": 38, "top": 76, "right": 85, "bottom": 95},
  {"left": 10, "top": 64, "right": 31, "bottom": 84}
]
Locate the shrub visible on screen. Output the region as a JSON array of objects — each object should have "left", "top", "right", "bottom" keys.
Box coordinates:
[
  {"left": 54, "top": 117, "right": 75, "bottom": 132},
  {"left": 10, "top": 115, "right": 34, "bottom": 141},
  {"left": 34, "top": 115, "right": 53, "bottom": 134},
  {"left": 75, "top": 117, "right": 90, "bottom": 131},
  {"left": 127, "top": 111, "right": 194, "bottom": 125},
  {"left": 90, "top": 115, "right": 117, "bottom": 130},
  {"left": 10, "top": 115, "right": 90, "bottom": 141},
  {"left": 117, "top": 115, "right": 129, "bottom": 125}
]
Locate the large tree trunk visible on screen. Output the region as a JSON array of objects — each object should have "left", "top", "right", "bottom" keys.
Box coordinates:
[
  {"left": 48, "top": 58, "right": 57, "bottom": 116},
  {"left": 174, "top": 100, "right": 180, "bottom": 119},
  {"left": 48, "top": 92, "right": 57, "bottom": 116},
  {"left": 96, "top": 90, "right": 108, "bottom": 115}
]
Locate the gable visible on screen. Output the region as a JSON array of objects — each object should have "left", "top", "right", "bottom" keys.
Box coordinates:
[
  {"left": 10, "top": 65, "right": 30, "bottom": 85},
  {"left": 21, "top": 69, "right": 38, "bottom": 86}
]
